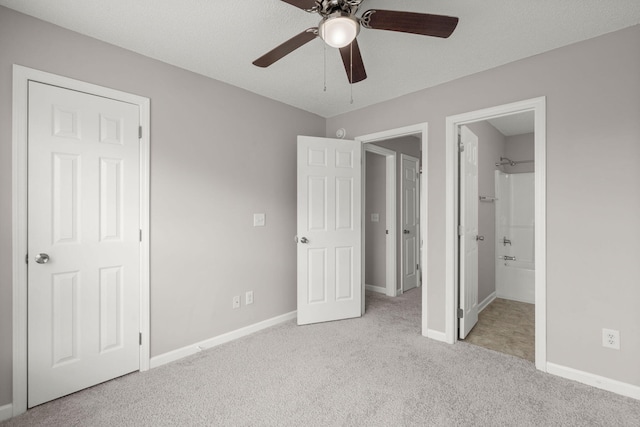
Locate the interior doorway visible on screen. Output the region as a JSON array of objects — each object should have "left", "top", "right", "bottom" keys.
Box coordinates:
[
  {"left": 444, "top": 97, "right": 547, "bottom": 371},
  {"left": 357, "top": 123, "right": 428, "bottom": 325},
  {"left": 457, "top": 113, "right": 536, "bottom": 363},
  {"left": 11, "top": 65, "right": 151, "bottom": 416}
]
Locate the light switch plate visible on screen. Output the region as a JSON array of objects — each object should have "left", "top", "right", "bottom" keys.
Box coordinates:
[
  {"left": 253, "top": 213, "right": 266, "bottom": 227},
  {"left": 371, "top": 213, "right": 379, "bottom": 222}
]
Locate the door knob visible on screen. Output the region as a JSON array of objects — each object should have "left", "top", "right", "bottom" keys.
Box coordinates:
[
  {"left": 35, "top": 253, "right": 50, "bottom": 264},
  {"left": 476, "top": 235, "right": 485, "bottom": 241},
  {"left": 300, "top": 237, "right": 309, "bottom": 244},
  {"left": 403, "top": 230, "right": 410, "bottom": 234},
  {"left": 503, "top": 255, "right": 516, "bottom": 261}
]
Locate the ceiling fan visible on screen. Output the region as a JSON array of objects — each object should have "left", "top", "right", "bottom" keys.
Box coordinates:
[{"left": 253, "top": 0, "right": 459, "bottom": 83}]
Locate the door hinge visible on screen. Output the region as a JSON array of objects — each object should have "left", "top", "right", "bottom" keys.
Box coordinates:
[
  {"left": 385, "top": 230, "right": 389, "bottom": 235},
  {"left": 458, "top": 133, "right": 464, "bottom": 152},
  {"left": 457, "top": 225, "right": 463, "bottom": 236},
  {"left": 139, "top": 332, "right": 142, "bottom": 345},
  {"left": 457, "top": 308, "right": 464, "bottom": 318},
  {"left": 139, "top": 229, "right": 142, "bottom": 242},
  {"left": 25, "top": 253, "right": 28, "bottom": 264},
  {"left": 138, "top": 126, "right": 142, "bottom": 139},
  {"left": 417, "top": 264, "right": 419, "bottom": 270}
]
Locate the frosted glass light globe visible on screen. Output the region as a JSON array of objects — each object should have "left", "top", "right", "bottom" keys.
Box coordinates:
[{"left": 319, "top": 15, "right": 359, "bottom": 48}]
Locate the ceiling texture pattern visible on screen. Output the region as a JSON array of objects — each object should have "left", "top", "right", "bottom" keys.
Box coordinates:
[{"left": 1, "top": 0, "right": 639, "bottom": 117}]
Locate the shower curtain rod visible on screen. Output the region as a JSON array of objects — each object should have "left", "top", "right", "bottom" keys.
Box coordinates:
[{"left": 495, "top": 156, "right": 534, "bottom": 167}]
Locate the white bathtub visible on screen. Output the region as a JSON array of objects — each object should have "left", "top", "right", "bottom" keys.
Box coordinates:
[{"left": 495, "top": 172, "right": 535, "bottom": 304}]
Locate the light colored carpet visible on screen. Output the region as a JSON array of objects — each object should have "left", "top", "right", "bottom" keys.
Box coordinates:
[
  {"left": 4, "top": 288, "right": 640, "bottom": 426},
  {"left": 463, "top": 298, "right": 535, "bottom": 362}
]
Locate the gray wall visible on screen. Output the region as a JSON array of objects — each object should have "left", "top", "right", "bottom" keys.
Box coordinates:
[
  {"left": 466, "top": 122, "right": 506, "bottom": 304},
  {"left": 327, "top": 25, "right": 640, "bottom": 386},
  {"left": 364, "top": 152, "right": 386, "bottom": 288},
  {"left": 0, "top": 7, "right": 325, "bottom": 406},
  {"left": 504, "top": 133, "right": 535, "bottom": 173},
  {"left": 370, "top": 137, "right": 421, "bottom": 291}
]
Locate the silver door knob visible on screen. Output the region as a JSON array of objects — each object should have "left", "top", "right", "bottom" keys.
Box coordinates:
[
  {"left": 35, "top": 253, "right": 50, "bottom": 264},
  {"left": 300, "top": 237, "right": 309, "bottom": 244},
  {"left": 476, "top": 235, "right": 485, "bottom": 241}
]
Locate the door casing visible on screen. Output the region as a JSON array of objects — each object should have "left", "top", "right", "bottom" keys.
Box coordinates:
[
  {"left": 356, "top": 123, "right": 428, "bottom": 330},
  {"left": 11, "top": 65, "right": 151, "bottom": 416},
  {"left": 444, "top": 97, "right": 547, "bottom": 371}
]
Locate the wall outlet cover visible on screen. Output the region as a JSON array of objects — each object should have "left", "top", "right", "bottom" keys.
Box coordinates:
[
  {"left": 602, "top": 328, "right": 620, "bottom": 350},
  {"left": 246, "top": 291, "right": 254, "bottom": 305}
]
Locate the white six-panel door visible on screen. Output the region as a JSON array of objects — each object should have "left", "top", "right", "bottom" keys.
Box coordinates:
[
  {"left": 459, "top": 126, "right": 479, "bottom": 339},
  {"left": 28, "top": 82, "right": 141, "bottom": 406},
  {"left": 401, "top": 154, "right": 420, "bottom": 292},
  {"left": 297, "top": 136, "right": 362, "bottom": 325}
]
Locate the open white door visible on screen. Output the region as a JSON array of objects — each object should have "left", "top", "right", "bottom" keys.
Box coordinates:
[
  {"left": 401, "top": 154, "right": 420, "bottom": 292},
  {"left": 297, "top": 136, "right": 362, "bottom": 325},
  {"left": 459, "top": 126, "right": 479, "bottom": 339}
]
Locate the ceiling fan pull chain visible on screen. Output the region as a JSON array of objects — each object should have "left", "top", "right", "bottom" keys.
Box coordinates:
[
  {"left": 350, "top": 42, "right": 354, "bottom": 104},
  {"left": 323, "top": 42, "right": 327, "bottom": 92}
]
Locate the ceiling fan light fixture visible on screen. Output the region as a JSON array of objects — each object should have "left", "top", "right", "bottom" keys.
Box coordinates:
[{"left": 319, "top": 13, "right": 359, "bottom": 48}]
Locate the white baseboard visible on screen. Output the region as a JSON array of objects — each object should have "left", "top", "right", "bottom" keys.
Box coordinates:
[
  {"left": 496, "top": 292, "right": 534, "bottom": 305},
  {"left": 150, "top": 311, "right": 297, "bottom": 369},
  {"left": 425, "top": 329, "right": 448, "bottom": 343},
  {"left": 365, "top": 284, "right": 387, "bottom": 294},
  {"left": 478, "top": 292, "right": 497, "bottom": 313},
  {"left": 547, "top": 362, "right": 640, "bottom": 400},
  {"left": 0, "top": 403, "right": 13, "bottom": 422}
]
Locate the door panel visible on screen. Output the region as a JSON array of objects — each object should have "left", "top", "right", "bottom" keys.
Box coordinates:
[
  {"left": 28, "top": 81, "right": 141, "bottom": 407},
  {"left": 401, "top": 155, "right": 420, "bottom": 292},
  {"left": 297, "top": 136, "right": 361, "bottom": 325},
  {"left": 459, "top": 125, "right": 480, "bottom": 339}
]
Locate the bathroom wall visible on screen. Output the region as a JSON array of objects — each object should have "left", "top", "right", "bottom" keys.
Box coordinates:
[{"left": 504, "top": 133, "right": 535, "bottom": 173}]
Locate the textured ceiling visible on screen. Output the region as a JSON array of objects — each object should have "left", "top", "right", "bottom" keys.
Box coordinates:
[{"left": 2, "top": 0, "right": 639, "bottom": 118}]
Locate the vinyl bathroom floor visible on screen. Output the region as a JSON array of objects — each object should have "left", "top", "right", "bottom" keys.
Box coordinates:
[{"left": 462, "top": 298, "right": 535, "bottom": 362}]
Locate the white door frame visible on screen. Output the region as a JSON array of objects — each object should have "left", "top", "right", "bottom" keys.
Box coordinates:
[
  {"left": 356, "top": 123, "right": 428, "bottom": 332},
  {"left": 444, "top": 97, "right": 547, "bottom": 371},
  {"left": 363, "top": 144, "right": 396, "bottom": 297},
  {"left": 11, "top": 65, "right": 151, "bottom": 416},
  {"left": 400, "top": 153, "right": 420, "bottom": 294}
]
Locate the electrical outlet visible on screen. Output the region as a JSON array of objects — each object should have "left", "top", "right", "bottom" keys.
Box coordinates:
[
  {"left": 602, "top": 328, "right": 620, "bottom": 350},
  {"left": 246, "top": 291, "right": 254, "bottom": 305},
  {"left": 232, "top": 296, "right": 241, "bottom": 309}
]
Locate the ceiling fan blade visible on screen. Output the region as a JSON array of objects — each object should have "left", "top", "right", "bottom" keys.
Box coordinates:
[
  {"left": 280, "top": 0, "right": 317, "bottom": 11},
  {"left": 253, "top": 28, "right": 317, "bottom": 68},
  {"left": 362, "top": 9, "right": 459, "bottom": 38},
  {"left": 339, "top": 39, "right": 367, "bottom": 84}
]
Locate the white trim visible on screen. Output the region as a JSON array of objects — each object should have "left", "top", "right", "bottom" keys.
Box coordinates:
[
  {"left": 478, "top": 292, "right": 497, "bottom": 313},
  {"left": 495, "top": 294, "right": 534, "bottom": 305},
  {"left": 547, "top": 363, "right": 640, "bottom": 400},
  {"left": 365, "top": 284, "right": 387, "bottom": 294},
  {"left": 11, "top": 65, "right": 151, "bottom": 416},
  {"left": 445, "top": 97, "right": 547, "bottom": 372},
  {"left": 0, "top": 404, "right": 13, "bottom": 422},
  {"left": 400, "top": 153, "right": 420, "bottom": 294},
  {"left": 424, "top": 329, "right": 448, "bottom": 342},
  {"left": 150, "top": 311, "right": 297, "bottom": 369},
  {"left": 356, "top": 122, "right": 428, "bottom": 335},
  {"left": 363, "top": 144, "right": 396, "bottom": 297}
]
